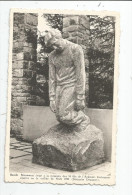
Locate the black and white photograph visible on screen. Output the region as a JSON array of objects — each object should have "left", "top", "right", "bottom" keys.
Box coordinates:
[{"left": 5, "top": 9, "right": 119, "bottom": 185}]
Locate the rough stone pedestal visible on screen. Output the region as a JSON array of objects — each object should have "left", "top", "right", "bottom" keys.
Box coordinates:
[{"left": 32, "top": 123, "right": 105, "bottom": 172}]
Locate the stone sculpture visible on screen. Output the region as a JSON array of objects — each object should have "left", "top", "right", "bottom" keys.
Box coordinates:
[{"left": 32, "top": 29, "right": 105, "bottom": 171}]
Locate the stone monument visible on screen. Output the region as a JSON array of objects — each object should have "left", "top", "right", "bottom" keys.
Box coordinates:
[{"left": 32, "top": 29, "right": 105, "bottom": 171}]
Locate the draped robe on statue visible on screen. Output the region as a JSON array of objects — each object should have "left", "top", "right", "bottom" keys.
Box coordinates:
[{"left": 49, "top": 40, "right": 90, "bottom": 127}]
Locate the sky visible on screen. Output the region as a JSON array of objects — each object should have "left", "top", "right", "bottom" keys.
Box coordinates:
[
  {"left": 37, "top": 13, "right": 52, "bottom": 53},
  {"left": 38, "top": 13, "right": 52, "bottom": 36}
]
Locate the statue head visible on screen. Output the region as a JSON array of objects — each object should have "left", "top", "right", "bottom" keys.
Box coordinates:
[{"left": 44, "top": 29, "right": 64, "bottom": 52}]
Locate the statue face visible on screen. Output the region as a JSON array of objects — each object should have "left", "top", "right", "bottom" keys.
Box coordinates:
[{"left": 51, "top": 39, "right": 64, "bottom": 53}]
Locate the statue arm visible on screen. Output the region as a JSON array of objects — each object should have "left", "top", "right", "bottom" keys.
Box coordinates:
[
  {"left": 49, "top": 55, "right": 56, "bottom": 101},
  {"left": 73, "top": 46, "right": 86, "bottom": 100}
]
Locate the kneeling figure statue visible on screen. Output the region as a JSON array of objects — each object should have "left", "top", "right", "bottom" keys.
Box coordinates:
[{"left": 32, "top": 29, "right": 105, "bottom": 171}]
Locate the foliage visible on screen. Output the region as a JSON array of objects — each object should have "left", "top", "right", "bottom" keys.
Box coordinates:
[
  {"left": 43, "top": 14, "right": 63, "bottom": 31},
  {"left": 88, "top": 15, "right": 115, "bottom": 109},
  {"left": 24, "top": 26, "right": 50, "bottom": 105},
  {"left": 25, "top": 28, "right": 37, "bottom": 48}
]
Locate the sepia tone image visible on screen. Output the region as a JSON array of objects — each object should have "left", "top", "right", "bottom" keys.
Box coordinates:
[{"left": 5, "top": 9, "right": 119, "bottom": 185}]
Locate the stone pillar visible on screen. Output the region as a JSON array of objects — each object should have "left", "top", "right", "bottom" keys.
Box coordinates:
[
  {"left": 11, "top": 13, "right": 38, "bottom": 140},
  {"left": 63, "top": 15, "right": 90, "bottom": 106}
]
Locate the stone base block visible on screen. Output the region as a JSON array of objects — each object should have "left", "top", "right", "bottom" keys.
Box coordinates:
[{"left": 32, "top": 124, "right": 105, "bottom": 172}]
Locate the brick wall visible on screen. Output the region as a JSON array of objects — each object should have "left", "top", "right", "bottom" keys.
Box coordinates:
[
  {"left": 63, "top": 15, "right": 90, "bottom": 105},
  {"left": 11, "top": 13, "right": 38, "bottom": 139}
]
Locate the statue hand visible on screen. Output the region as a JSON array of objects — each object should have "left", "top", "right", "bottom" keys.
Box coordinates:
[
  {"left": 50, "top": 100, "right": 56, "bottom": 113},
  {"left": 75, "top": 99, "right": 85, "bottom": 111}
]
